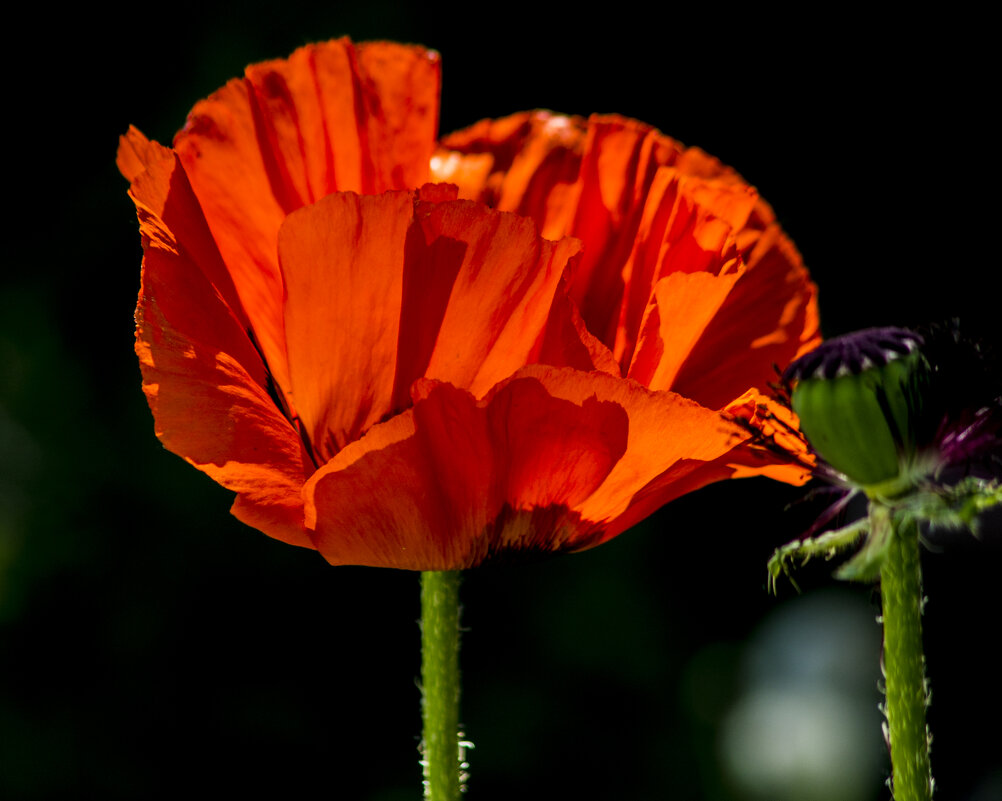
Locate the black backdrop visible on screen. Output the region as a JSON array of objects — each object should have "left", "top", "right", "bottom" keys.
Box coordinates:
[{"left": 4, "top": 3, "right": 999, "bottom": 798}]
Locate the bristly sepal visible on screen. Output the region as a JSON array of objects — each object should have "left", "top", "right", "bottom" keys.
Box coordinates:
[{"left": 767, "top": 518, "right": 870, "bottom": 594}]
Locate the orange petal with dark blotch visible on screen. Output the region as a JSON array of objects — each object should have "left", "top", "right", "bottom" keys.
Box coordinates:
[
  {"left": 601, "top": 389, "right": 816, "bottom": 531},
  {"left": 353, "top": 43, "right": 442, "bottom": 192},
  {"left": 303, "top": 371, "right": 633, "bottom": 569},
  {"left": 135, "top": 207, "right": 314, "bottom": 549}
]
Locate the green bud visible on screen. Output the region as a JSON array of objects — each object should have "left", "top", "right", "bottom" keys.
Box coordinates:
[{"left": 786, "top": 328, "right": 928, "bottom": 497}]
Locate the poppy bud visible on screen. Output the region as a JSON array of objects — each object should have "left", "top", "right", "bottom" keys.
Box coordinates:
[{"left": 785, "top": 327, "right": 929, "bottom": 497}]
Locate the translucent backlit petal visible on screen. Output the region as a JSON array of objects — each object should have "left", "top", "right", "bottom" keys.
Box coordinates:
[
  {"left": 628, "top": 269, "right": 745, "bottom": 392},
  {"left": 439, "top": 110, "right": 821, "bottom": 414},
  {"left": 671, "top": 227, "right": 820, "bottom": 410},
  {"left": 171, "top": 39, "right": 441, "bottom": 402},
  {"left": 440, "top": 113, "right": 685, "bottom": 345},
  {"left": 277, "top": 188, "right": 582, "bottom": 464},
  {"left": 132, "top": 182, "right": 314, "bottom": 548},
  {"left": 304, "top": 367, "right": 744, "bottom": 569},
  {"left": 406, "top": 198, "right": 581, "bottom": 398},
  {"left": 302, "top": 374, "right": 624, "bottom": 569}
]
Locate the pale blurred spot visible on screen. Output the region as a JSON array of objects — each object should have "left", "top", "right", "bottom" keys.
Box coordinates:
[{"left": 720, "top": 589, "right": 884, "bottom": 801}]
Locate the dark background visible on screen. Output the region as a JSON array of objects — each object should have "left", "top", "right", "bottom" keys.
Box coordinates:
[{"left": 4, "top": 3, "right": 999, "bottom": 798}]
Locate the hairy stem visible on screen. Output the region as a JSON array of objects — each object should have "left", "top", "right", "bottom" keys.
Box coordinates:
[
  {"left": 420, "top": 570, "right": 463, "bottom": 800},
  {"left": 880, "top": 513, "right": 933, "bottom": 800}
]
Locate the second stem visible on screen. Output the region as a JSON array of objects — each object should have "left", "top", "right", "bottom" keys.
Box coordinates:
[{"left": 880, "top": 511, "right": 932, "bottom": 801}]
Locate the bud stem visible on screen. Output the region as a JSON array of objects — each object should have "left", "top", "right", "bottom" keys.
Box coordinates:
[
  {"left": 420, "top": 570, "right": 464, "bottom": 800},
  {"left": 879, "top": 511, "right": 933, "bottom": 800}
]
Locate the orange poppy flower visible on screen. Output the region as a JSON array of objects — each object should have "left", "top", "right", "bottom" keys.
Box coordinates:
[{"left": 119, "top": 38, "right": 819, "bottom": 570}]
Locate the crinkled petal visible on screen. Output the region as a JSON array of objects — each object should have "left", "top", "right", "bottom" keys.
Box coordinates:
[
  {"left": 436, "top": 111, "right": 588, "bottom": 239},
  {"left": 406, "top": 197, "right": 582, "bottom": 398},
  {"left": 439, "top": 112, "right": 685, "bottom": 343},
  {"left": 628, "top": 269, "right": 745, "bottom": 392},
  {"left": 530, "top": 274, "right": 621, "bottom": 376},
  {"left": 517, "top": 367, "right": 744, "bottom": 529},
  {"left": 118, "top": 127, "right": 257, "bottom": 357},
  {"left": 241, "top": 39, "right": 441, "bottom": 206},
  {"left": 303, "top": 370, "right": 630, "bottom": 568},
  {"left": 303, "top": 365, "right": 762, "bottom": 569},
  {"left": 277, "top": 187, "right": 582, "bottom": 464},
  {"left": 278, "top": 189, "right": 412, "bottom": 463},
  {"left": 671, "top": 226, "right": 821, "bottom": 410},
  {"left": 593, "top": 389, "right": 814, "bottom": 543},
  {"left": 132, "top": 178, "right": 314, "bottom": 547},
  {"left": 723, "top": 389, "right": 815, "bottom": 484},
  {"left": 615, "top": 166, "right": 745, "bottom": 371},
  {"left": 170, "top": 39, "right": 441, "bottom": 402},
  {"left": 439, "top": 110, "right": 821, "bottom": 411}
]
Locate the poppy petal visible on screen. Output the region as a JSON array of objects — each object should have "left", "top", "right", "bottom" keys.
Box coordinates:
[
  {"left": 402, "top": 197, "right": 582, "bottom": 398},
  {"left": 440, "top": 112, "right": 685, "bottom": 343},
  {"left": 277, "top": 190, "right": 413, "bottom": 463},
  {"left": 614, "top": 166, "right": 744, "bottom": 371},
  {"left": 277, "top": 188, "right": 583, "bottom": 464},
  {"left": 670, "top": 227, "right": 821, "bottom": 410},
  {"left": 303, "top": 371, "right": 629, "bottom": 569},
  {"left": 303, "top": 365, "right": 753, "bottom": 569},
  {"left": 117, "top": 124, "right": 171, "bottom": 184},
  {"left": 133, "top": 197, "right": 314, "bottom": 549},
  {"left": 118, "top": 127, "right": 256, "bottom": 351},
  {"left": 628, "top": 269, "right": 745, "bottom": 393},
  {"left": 516, "top": 367, "right": 746, "bottom": 530},
  {"left": 440, "top": 111, "right": 820, "bottom": 410},
  {"left": 530, "top": 275, "right": 621, "bottom": 376},
  {"left": 565, "top": 388, "right": 812, "bottom": 545},
  {"left": 171, "top": 39, "right": 441, "bottom": 402},
  {"left": 723, "top": 389, "right": 815, "bottom": 483},
  {"left": 241, "top": 39, "right": 441, "bottom": 206}
]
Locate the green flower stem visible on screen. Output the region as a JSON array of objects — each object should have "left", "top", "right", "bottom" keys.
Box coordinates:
[
  {"left": 879, "top": 513, "right": 933, "bottom": 801},
  {"left": 420, "top": 570, "right": 463, "bottom": 801}
]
